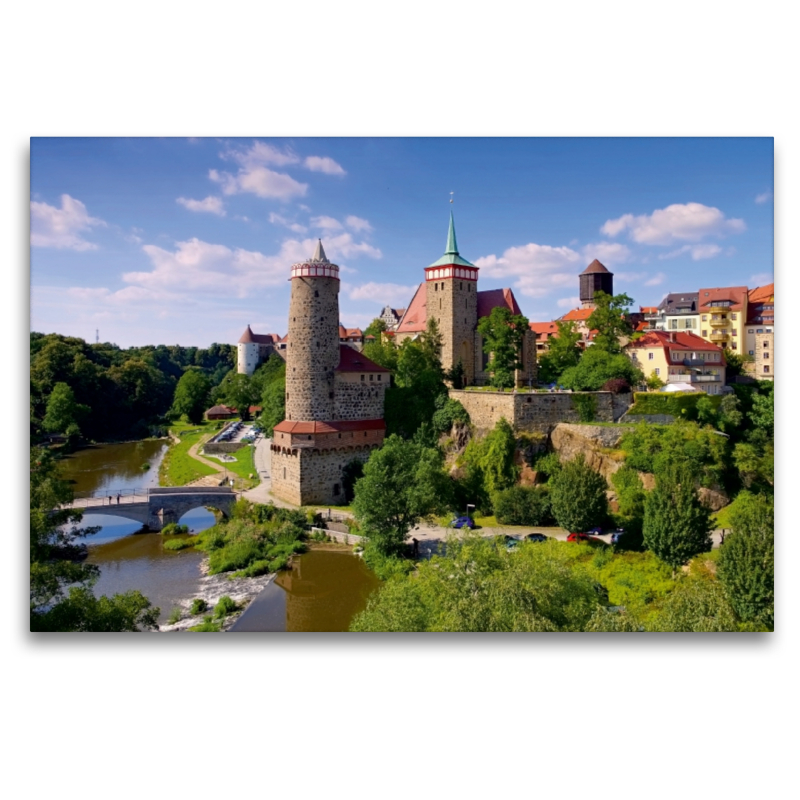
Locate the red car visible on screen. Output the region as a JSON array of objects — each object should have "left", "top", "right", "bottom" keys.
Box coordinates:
[{"left": 566, "top": 532, "right": 591, "bottom": 542}]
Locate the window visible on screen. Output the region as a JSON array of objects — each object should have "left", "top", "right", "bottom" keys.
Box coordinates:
[
  {"left": 731, "top": 313, "right": 737, "bottom": 320},
  {"left": 749, "top": 350, "right": 754, "bottom": 355},
  {"left": 764, "top": 366, "right": 770, "bottom": 374},
  {"left": 654, "top": 368, "right": 660, "bottom": 376},
  {"left": 669, "top": 319, "right": 678, "bottom": 330},
  {"left": 684, "top": 318, "right": 693, "bottom": 329},
  {"left": 731, "top": 343, "right": 737, "bottom": 350},
  {"left": 314, "top": 290, "right": 319, "bottom": 298},
  {"left": 283, "top": 468, "right": 286, "bottom": 479},
  {"left": 648, "top": 352, "right": 654, "bottom": 360},
  {"left": 333, "top": 484, "right": 340, "bottom": 495},
  {"left": 748, "top": 329, "right": 754, "bottom": 333},
  {"left": 732, "top": 330, "right": 737, "bottom": 336},
  {"left": 369, "top": 374, "right": 373, "bottom": 381},
  {"left": 702, "top": 315, "right": 708, "bottom": 321},
  {"left": 757, "top": 329, "right": 763, "bottom": 333},
  {"left": 360, "top": 374, "right": 364, "bottom": 381},
  {"left": 378, "top": 374, "right": 381, "bottom": 381},
  {"left": 702, "top": 330, "right": 707, "bottom": 337},
  {"left": 763, "top": 341, "right": 769, "bottom": 348},
  {"left": 763, "top": 352, "right": 769, "bottom": 359}
]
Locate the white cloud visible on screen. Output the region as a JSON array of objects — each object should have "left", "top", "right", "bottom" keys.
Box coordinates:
[
  {"left": 209, "top": 167, "right": 307, "bottom": 200},
  {"left": 755, "top": 191, "right": 773, "bottom": 204},
  {"left": 221, "top": 141, "right": 300, "bottom": 168},
  {"left": 644, "top": 272, "right": 667, "bottom": 286},
  {"left": 614, "top": 271, "right": 648, "bottom": 283},
  {"left": 750, "top": 272, "right": 773, "bottom": 286},
  {"left": 322, "top": 232, "right": 382, "bottom": 260},
  {"left": 347, "top": 282, "right": 416, "bottom": 305},
  {"left": 346, "top": 215, "right": 372, "bottom": 232},
  {"left": 659, "top": 243, "right": 723, "bottom": 261},
  {"left": 31, "top": 194, "right": 106, "bottom": 250},
  {"left": 581, "top": 241, "right": 631, "bottom": 265},
  {"left": 601, "top": 202, "right": 746, "bottom": 245},
  {"left": 475, "top": 242, "right": 582, "bottom": 298},
  {"left": 304, "top": 156, "right": 346, "bottom": 176},
  {"left": 557, "top": 296, "right": 581, "bottom": 309},
  {"left": 176, "top": 195, "right": 226, "bottom": 216},
  {"left": 311, "top": 215, "right": 343, "bottom": 231},
  {"left": 269, "top": 212, "right": 307, "bottom": 233}
]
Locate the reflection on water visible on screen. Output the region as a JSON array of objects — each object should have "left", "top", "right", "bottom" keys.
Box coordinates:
[
  {"left": 58, "top": 440, "right": 168, "bottom": 495},
  {"left": 230, "top": 549, "right": 381, "bottom": 632}
]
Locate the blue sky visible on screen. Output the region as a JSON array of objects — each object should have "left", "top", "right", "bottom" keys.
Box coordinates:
[{"left": 30, "top": 137, "right": 773, "bottom": 348}]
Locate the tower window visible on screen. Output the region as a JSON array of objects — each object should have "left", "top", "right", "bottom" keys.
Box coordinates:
[
  {"left": 314, "top": 290, "right": 319, "bottom": 298},
  {"left": 370, "top": 374, "right": 373, "bottom": 381},
  {"left": 440, "top": 299, "right": 442, "bottom": 310},
  {"left": 333, "top": 484, "right": 340, "bottom": 495},
  {"left": 361, "top": 374, "right": 365, "bottom": 381},
  {"left": 378, "top": 374, "right": 381, "bottom": 381},
  {"left": 283, "top": 468, "right": 286, "bottom": 479},
  {"left": 460, "top": 282, "right": 463, "bottom": 290}
]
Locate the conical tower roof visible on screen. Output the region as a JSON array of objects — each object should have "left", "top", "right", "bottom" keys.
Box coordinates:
[
  {"left": 581, "top": 259, "right": 612, "bottom": 275},
  {"left": 310, "top": 239, "right": 330, "bottom": 263},
  {"left": 428, "top": 210, "right": 476, "bottom": 268}
]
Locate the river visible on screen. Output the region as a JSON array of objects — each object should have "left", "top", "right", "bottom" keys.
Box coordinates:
[{"left": 57, "top": 440, "right": 379, "bottom": 630}]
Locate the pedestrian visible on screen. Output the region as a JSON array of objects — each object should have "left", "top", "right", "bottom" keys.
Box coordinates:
[
  {"left": 412, "top": 537, "right": 419, "bottom": 558},
  {"left": 117, "top": 493, "right": 121, "bottom": 505}
]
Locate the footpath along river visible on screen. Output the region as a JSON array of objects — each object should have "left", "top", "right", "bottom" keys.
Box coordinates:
[{"left": 58, "top": 439, "right": 380, "bottom": 630}]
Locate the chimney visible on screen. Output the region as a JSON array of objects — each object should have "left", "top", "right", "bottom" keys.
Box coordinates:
[{"left": 669, "top": 332, "right": 675, "bottom": 343}]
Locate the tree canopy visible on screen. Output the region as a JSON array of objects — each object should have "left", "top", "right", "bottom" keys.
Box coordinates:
[
  {"left": 586, "top": 291, "right": 634, "bottom": 353},
  {"left": 537, "top": 321, "right": 582, "bottom": 384},
  {"left": 477, "top": 306, "right": 530, "bottom": 389},
  {"left": 559, "top": 346, "right": 643, "bottom": 391},
  {"left": 549, "top": 454, "right": 609, "bottom": 532},
  {"left": 170, "top": 368, "right": 212, "bottom": 424}
]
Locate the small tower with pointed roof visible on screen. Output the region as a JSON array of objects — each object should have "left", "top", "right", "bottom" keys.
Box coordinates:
[
  {"left": 579, "top": 259, "right": 614, "bottom": 309},
  {"left": 425, "top": 210, "right": 479, "bottom": 384}
]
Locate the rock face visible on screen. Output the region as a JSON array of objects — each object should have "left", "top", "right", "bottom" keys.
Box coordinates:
[
  {"left": 698, "top": 486, "right": 730, "bottom": 512},
  {"left": 549, "top": 423, "right": 627, "bottom": 484}
]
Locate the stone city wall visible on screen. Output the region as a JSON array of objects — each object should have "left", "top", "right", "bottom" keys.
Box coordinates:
[
  {"left": 203, "top": 441, "right": 246, "bottom": 454},
  {"left": 449, "top": 390, "right": 633, "bottom": 434}
]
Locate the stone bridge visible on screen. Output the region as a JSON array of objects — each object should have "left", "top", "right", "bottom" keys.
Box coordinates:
[{"left": 68, "top": 487, "right": 237, "bottom": 531}]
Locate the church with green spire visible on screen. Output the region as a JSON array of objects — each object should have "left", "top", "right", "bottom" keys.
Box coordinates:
[{"left": 394, "top": 211, "right": 537, "bottom": 387}]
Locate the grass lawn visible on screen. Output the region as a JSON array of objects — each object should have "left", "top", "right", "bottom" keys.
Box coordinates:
[
  {"left": 207, "top": 443, "right": 259, "bottom": 490},
  {"left": 160, "top": 420, "right": 219, "bottom": 486},
  {"left": 712, "top": 504, "right": 734, "bottom": 530}
]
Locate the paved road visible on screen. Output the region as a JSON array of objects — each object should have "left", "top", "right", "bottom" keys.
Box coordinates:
[{"left": 241, "top": 436, "right": 295, "bottom": 509}]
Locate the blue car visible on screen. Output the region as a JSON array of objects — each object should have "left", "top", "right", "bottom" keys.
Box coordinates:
[
  {"left": 526, "top": 533, "right": 547, "bottom": 543},
  {"left": 450, "top": 516, "right": 475, "bottom": 529}
]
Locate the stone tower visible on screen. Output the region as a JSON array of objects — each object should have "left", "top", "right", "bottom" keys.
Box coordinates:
[
  {"left": 424, "top": 211, "right": 479, "bottom": 384},
  {"left": 270, "top": 240, "right": 388, "bottom": 506},
  {"left": 284, "top": 240, "right": 340, "bottom": 421},
  {"left": 579, "top": 259, "right": 614, "bottom": 309}
]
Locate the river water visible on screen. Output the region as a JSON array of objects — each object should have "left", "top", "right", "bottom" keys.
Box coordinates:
[{"left": 57, "top": 441, "right": 379, "bottom": 630}]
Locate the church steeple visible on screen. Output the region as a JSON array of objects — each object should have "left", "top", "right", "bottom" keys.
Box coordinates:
[{"left": 445, "top": 209, "right": 459, "bottom": 255}]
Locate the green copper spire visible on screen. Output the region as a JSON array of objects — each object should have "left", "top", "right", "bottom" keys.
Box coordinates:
[
  {"left": 445, "top": 209, "right": 459, "bottom": 255},
  {"left": 427, "top": 208, "right": 476, "bottom": 268}
]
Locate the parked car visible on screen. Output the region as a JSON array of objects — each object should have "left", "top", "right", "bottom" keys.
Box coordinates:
[
  {"left": 504, "top": 535, "right": 520, "bottom": 551},
  {"left": 567, "top": 532, "right": 591, "bottom": 542},
  {"left": 450, "top": 516, "right": 474, "bottom": 529},
  {"left": 526, "top": 533, "right": 547, "bottom": 543},
  {"left": 587, "top": 526, "right": 604, "bottom": 536}
]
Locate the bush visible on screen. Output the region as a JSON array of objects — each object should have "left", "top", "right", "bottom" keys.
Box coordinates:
[
  {"left": 531, "top": 452, "right": 562, "bottom": 482},
  {"left": 549, "top": 454, "right": 609, "bottom": 532},
  {"left": 190, "top": 598, "right": 208, "bottom": 615},
  {"left": 161, "top": 522, "right": 189, "bottom": 535},
  {"left": 493, "top": 486, "right": 554, "bottom": 526},
  {"left": 189, "top": 615, "right": 221, "bottom": 632},
  {"left": 167, "top": 607, "right": 182, "bottom": 625},
  {"left": 626, "top": 391, "right": 722, "bottom": 419},
  {"left": 601, "top": 378, "right": 631, "bottom": 394},
  {"left": 571, "top": 393, "right": 597, "bottom": 422},
  {"left": 214, "top": 595, "right": 238, "bottom": 617},
  {"left": 162, "top": 537, "right": 195, "bottom": 551}
]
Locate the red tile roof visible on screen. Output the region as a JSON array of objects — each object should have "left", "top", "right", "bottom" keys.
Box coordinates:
[
  {"left": 477, "top": 288, "right": 522, "bottom": 319},
  {"left": 274, "top": 418, "right": 386, "bottom": 434},
  {"left": 529, "top": 321, "right": 559, "bottom": 338},
  {"left": 581, "top": 259, "right": 611, "bottom": 275},
  {"left": 626, "top": 330, "right": 726, "bottom": 365},
  {"left": 639, "top": 306, "right": 658, "bottom": 314},
  {"left": 748, "top": 283, "right": 774, "bottom": 304},
  {"left": 238, "top": 325, "right": 281, "bottom": 344},
  {"left": 560, "top": 307, "right": 594, "bottom": 322},
  {"left": 338, "top": 325, "right": 363, "bottom": 339},
  {"left": 697, "top": 286, "right": 748, "bottom": 311},
  {"left": 336, "top": 344, "right": 390, "bottom": 372},
  {"left": 395, "top": 283, "right": 427, "bottom": 334}
]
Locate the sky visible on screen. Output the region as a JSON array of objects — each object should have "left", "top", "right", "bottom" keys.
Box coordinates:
[{"left": 30, "top": 137, "right": 774, "bottom": 348}]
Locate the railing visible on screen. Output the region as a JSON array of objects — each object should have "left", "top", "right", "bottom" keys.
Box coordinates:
[
  {"left": 710, "top": 332, "right": 729, "bottom": 342},
  {"left": 667, "top": 373, "right": 720, "bottom": 384},
  {"left": 71, "top": 488, "right": 150, "bottom": 508}
]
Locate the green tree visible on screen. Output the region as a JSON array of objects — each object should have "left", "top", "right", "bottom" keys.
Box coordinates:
[
  {"left": 717, "top": 493, "right": 774, "bottom": 627},
  {"left": 170, "top": 368, "right": 212, "bottom": 423},
  {"left": 549, "top": 454, "right": 609, "bottom": 532},
  {"left": 352, "top": 435, "right": 452, "bottom": 555},
  {"left": 645, "top": 373, "right": 665, "bottom": 391},
  {"left": 215, "top": 372, "right": 259, "bottom": 420},
  {"left": 724, "top": 349, "right": 753, "bottom": 380},
  {"left": 643, "top": 464, "right": 712, "bottom": 573},
  {"left": 493, "top": 485, "right": 553, "bottom": 526},
  {"left": 421, "top": 315, "right": 444, "bottom": 363},
  {"left": 431, "top": 395, "right": 470, "bottom": 435},
  {"left": 648, "top": 576, "right": 738, "bottom": 632},
  {"left": 362, "top": 336, "right": 398, "bottom": 372},
  {"left": 477, "top": 306, "right": 530, "bottom": 389},
  {"left": 259, "top": 376, "right": 286, "bottom": 436},
  {"left": 30, "top": 447, "right": 159, "bottom": 631},
  {"left": 364, "top": 317, "right": 388, "bottom": 339},
  {"left": 42, "top": 382, "right": 89, "bottom": 435},
  {"left": 537, "top": 321, "right": 582, "bottom": 384},
  {"left": 462, "top": 418, "right": 519, "bottom": 500},
  {"left": 560, "top": 346, "right": 644, "bottom": 391},
  {"left": 586, "top": 291, "right": 634, "bottom": 353}
]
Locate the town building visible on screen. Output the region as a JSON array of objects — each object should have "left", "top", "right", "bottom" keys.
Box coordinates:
[
  {"left": 237, "top": 327, "right": 282, "bottom": 374},
  {"left": 270, "top": 241, "right": 389, "bottom": 506},
  {"left": 529, "top": 321, "right": 559, "bottom": 354},
  {"left": 625, "top": 330, "right": 727, "bottom": 394},
  {"left": 745, "top": 283, "right": 774, "bottom": 380},
  {"left": 558, "top": 306, "right": 595, "bottom": 347},
  {"left": 378, "top": 306, "right": 406, "bottom": 331},
  {"left": 648, "top": 292, "right": 700, "bottom": 333},
  {"left": 697, "top": 286, "right": 749, "bottom": 352},
  {"left": 393, "top": 211, "right": 536, "bottom": 387}
]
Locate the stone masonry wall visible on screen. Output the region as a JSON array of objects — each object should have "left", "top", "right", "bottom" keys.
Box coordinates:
[
  {"left": 272, "top": 445, "right": 376, "bottom": 506},
  {"left": 334, "top": 376, "right": 387, "bottom": 421},
  {"left": 285, "top": 275, "right": 340, "bottom": 422},
  {"left": 203, "top": 441, "right": 246, "bottom": 454},
  {"left": 449, "top": 390, "right": 633, "bottom": 434},
  {"left": 426, "top": 276, "right": 477, "bottom": 384}
]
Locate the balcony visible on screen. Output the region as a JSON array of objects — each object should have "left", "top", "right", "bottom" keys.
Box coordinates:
[
  {"left": 710, "top": 331, "right": 729, "bottom": 343},
  {"left": 706, "top": 303, "right": 733, "bottom": 314},
  {"left": 709, "top": 316, "right": 729, "bottom": 327},
  {"left": 667, "top": 373, "right": 720, "bottom": 384}
]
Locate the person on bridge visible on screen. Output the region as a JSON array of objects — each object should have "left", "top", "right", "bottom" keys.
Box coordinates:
[{"left": 116, "top": 493, "right": 121, "bottom": 504}]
